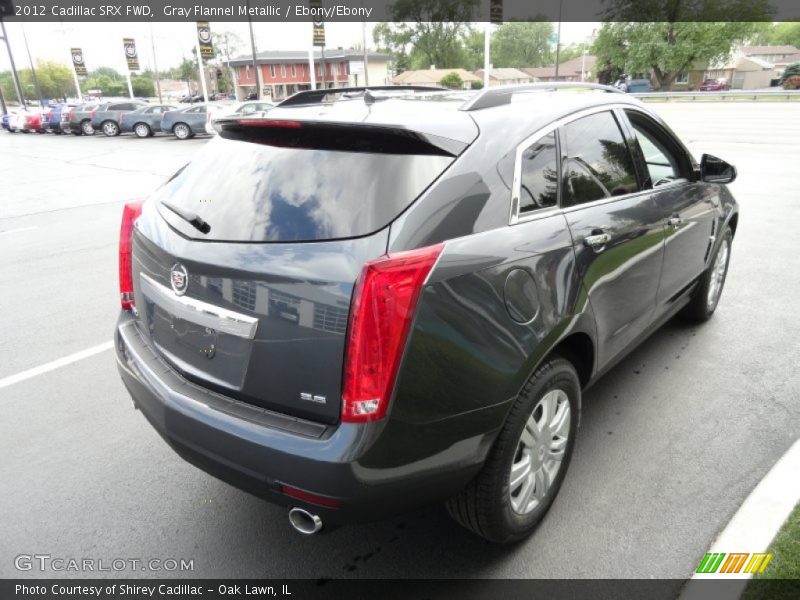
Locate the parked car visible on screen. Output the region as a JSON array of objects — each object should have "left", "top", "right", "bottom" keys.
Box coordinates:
[
  {"left": 115, "top": 84, "right": 739, "bottom": 543},
  {"left": 1, "top": 110, "right": 17, "bottom": 132},
  {"left": 160, "top": 103, "right": 224, "bottom": 140},
  {"left": 91, "top": 100, "right": 149, "bottom": 136},
  {"left": 699, "top": 78, "right": 731, "bottom": 92},
  {"left": 206, "top": 100, "right": 274, "bottom": 134},
  {"left": 10, "top": 108, "right": 46, "bottom": 133},
  {"left": 120, "top": 104, "right": 178, "bottom": 138},
  {"left": 615, "top": 77, "right": 653, "bottom": 93},
  {"left": 63, "top": 103, "right": 100, "bottom": 136},
  {"left": 45, "top": 103, "right": 77, "bottom": 134},
  {"left": 178, "top": 94, "right": 204, "bottom": 104}
]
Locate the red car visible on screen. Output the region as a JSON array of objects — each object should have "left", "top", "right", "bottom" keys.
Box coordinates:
[
  {"left": 10, "top": 108, "right": 47, "bottom": 133},
  {"left": 700, "top": 78, "right": 731, "bottom": 91}
]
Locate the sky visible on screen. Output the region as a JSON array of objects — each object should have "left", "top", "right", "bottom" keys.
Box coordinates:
[{"left": 0, "top": 21, "right": 599, "bottom": 75}]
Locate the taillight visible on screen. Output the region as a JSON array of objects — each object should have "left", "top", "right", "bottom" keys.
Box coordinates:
[
  {"left": 90, "top": 110, "right": 96, "bottom": 119},
  {"left": 341, "top": 243, "right": 444, "bottom": 423},
  {"left": 119, "top": 201, "right": 144, "bottom": 310}
]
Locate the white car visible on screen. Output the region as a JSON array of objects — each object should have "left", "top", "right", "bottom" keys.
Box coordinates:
[{"left": 206, "top": 100, "right": 274, "bottom": 134}]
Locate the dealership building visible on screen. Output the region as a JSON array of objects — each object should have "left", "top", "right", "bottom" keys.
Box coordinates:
[{"left": 228, "top": 49, "right": 392, "bottom": 100}]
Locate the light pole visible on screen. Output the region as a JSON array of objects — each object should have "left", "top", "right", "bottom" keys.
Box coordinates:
[
  {"left": 149, "top": 23, "right": 162, "bottom": 103},
  {"left": 0, "top": 18, "right": 25, "bottom": 105}
]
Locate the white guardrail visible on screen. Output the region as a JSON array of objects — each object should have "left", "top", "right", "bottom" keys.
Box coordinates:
[{"left": 632, "top": 89, "right": 800, "bottom": 101}]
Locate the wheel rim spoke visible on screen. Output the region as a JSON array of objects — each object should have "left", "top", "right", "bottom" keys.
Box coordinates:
[
  {"left": 514, "top": 474, "right": 535, "bottom": 512},
  {"left": 509, "top": 454, "right": 532, "bottom": 490},
  {"left": 533, "top": 467, "right": 550, "bottom": 501}
]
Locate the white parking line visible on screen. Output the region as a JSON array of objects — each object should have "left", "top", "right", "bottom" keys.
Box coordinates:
[
  {"left": 0, "top": 226, "right": 37, "bottom": 236},
  {"left": 0, "top": 341, "right": 114, "bottom": 390}
]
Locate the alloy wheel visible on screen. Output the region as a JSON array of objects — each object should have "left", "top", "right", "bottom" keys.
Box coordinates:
[
  {"left": 707, "top": 239, "right": 730, "bottom": 309},
  {"left": 134, "top": 123, "right": 150, "bottom": 138},
  {"left": 81, "top": 121, "right": 94, "bottom": 135},
  {"left": 103, "top": 121, "right": 119, "bottom": 136},
  {"left": 174, "top": 124, "right": 190, "bottom": 140},
  {"left": 509, "top": 388, "right": 571, "bottom": 515}
]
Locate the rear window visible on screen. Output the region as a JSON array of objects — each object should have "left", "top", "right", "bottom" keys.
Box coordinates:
[{"left": 152, "top": 136, "right": 454, "bottom": 242}]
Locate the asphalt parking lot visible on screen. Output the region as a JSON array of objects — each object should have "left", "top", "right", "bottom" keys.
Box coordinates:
[{"left": 1, "top": 103, "right": 799, "bottom": 580}]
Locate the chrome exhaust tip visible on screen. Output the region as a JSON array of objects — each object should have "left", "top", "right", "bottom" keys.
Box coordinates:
[{"left": 288, "top": 507, "right": 323, "bottom": 535}]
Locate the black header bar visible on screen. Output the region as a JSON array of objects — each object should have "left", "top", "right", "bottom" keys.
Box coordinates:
[{"left": 2, "top": 0, "right": 798, "bottom": 22}]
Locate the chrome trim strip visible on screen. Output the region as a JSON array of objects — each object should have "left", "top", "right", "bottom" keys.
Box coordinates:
[
  {"left": 508, "top": 103, "right": 689, "bottom": 226},
  {"left": 139, "top": 273, "right": 258, "bottom": 340}
]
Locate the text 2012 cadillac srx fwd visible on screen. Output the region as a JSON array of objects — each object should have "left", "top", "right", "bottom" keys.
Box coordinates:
[{"left": 115, "top": 84, "right": 738, "bottom": 543}]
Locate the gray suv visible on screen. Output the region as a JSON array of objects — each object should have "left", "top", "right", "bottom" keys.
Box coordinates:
[
  {"left": 92, "top": 100, "right": 148, "bottom": 136},
  {"left": 115, "top": 84, "right": 738, "bottom": 543}
]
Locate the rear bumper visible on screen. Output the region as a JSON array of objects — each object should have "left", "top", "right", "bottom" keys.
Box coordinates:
[{"left": 115, "top": 311, "right": 495, "bottom": 525}]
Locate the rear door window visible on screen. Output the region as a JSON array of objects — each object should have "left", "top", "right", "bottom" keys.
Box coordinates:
[
  {"left": 152, "top": 135, "right": 455, "bottom": 242},
  {"left": 561, "top": 111, "right": 639, "bottom": 206}
]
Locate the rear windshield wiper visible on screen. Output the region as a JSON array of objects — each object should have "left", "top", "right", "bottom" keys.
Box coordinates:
[{"left": 160, "top": 200, "right": 211, "bottom": 234}]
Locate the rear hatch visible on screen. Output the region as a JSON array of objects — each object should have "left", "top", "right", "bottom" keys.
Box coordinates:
[{"left": 131, "top": 110, "right": 474, "bottom": 424}]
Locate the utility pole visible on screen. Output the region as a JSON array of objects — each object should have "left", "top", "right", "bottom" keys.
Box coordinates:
[
  {"left": 149, "top": 23, "right": 162, "bottom": 103},
  {"left": 246, "top": 0, "right": 260, "bottom": 99},
  {"left": 362, "top": 21, "right": 369, "bottom": 86},
  {"left": 554, "top": 0, "right": 563, "bottom": 81},
  {"left": 20, "top": 23, "right": 42, "bottom": 105},
  {"left": 0, "top": 84, "right": 7, "bottom": 115},
  {"left": 1, "top": 19, "right": 25, "bottom": 105},
  {"left": 483, "top": 22, "right": 490, "bottom": 88}
]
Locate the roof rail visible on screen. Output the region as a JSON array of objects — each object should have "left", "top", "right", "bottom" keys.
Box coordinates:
[
  {"left": 277, "top": 86, "right": 448, "bottom": 107},
  {"left": 460, "top": 82, "right": 624, "bottom": 111}
]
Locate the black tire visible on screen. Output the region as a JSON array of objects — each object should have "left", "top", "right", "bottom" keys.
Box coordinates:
[
  {"left": 446, "top": 357, "right": 580, "bottom": 543},
  {"left": 681, "top": 226, "right": 733, "bottom": 322},
  {"left": 133, "top": 123, "right": 151, "bottom": 138},
  {"left": 81, "top": 120, "right": 95, "bottom": 136},
  {"left": 101, "top": 120, "right": 120, "bottom": 137}
]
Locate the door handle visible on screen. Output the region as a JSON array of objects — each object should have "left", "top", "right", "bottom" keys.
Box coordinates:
[
  {"left": 667, "top": 215, "right": 683, "bottom": 227},
  {"left": 583, "top": 232, "right": 611, "bottom": 252}
]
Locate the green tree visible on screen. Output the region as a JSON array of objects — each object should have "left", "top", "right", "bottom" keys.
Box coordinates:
[
  {"left": 781, "top": 62, "right": 800, "bottom": 88},
  {"left": 211, "top": 30, "right": 244, "bottom": 63},
  {"left": 439, "top": 71, "right": 464, "bottom": 89},
  {"left": 491, "top": 22, "right": 553, "bottom": 68},
  {"left": 15, "top": 62, "right": 75, "bottom": 101},
  {"left": 461, "top": 29, "right": 485, "bottom": 71},
  {"left": 374, "top": 0, "right": 479, "bottom": 70},
  {"left": 767, "top": 22, "right": 800, "bottom": 48},
  {"left": 131, "top": 73, "right": 154, "bottom": 97},
  {"left": 556, "top": 44, "right": 587, "bottom": 64},
  {"left": 593, "top": 21, "right": 763, "bottom": 89}
]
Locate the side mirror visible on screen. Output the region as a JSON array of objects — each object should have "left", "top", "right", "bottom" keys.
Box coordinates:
[{"left": 701, "top": 154, "right": 737, "bottom": 184}]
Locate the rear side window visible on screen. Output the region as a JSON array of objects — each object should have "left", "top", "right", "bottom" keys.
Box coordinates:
[
  {"left": 561, "top": 111, "right": 639, "bottom": 207},
  {"left": 519, "top": 131, "right": 558, "bottom": 213},
  {"left": 152, "top": 136, "right": 454, "bottom": 242}
]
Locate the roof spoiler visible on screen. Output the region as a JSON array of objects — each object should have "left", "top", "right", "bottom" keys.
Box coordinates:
[
  {"left": 461, "top": 82, "right": 624, "bottom": 111},
  {"left": 214, "top": 118, "right": 467, "bottom": 157},
  {"left": 277, "top": 86, "right": 448, "bottom": 107}
]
